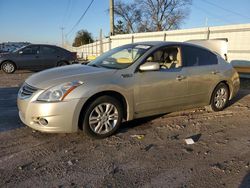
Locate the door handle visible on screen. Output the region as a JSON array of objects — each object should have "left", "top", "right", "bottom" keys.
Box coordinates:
[
  {"left": 176, "top": 75, "right": 186, "bottom": 81},
  {"left": 35, "top": 56, "right": 39, "bottom": 58},
  {"left": 211, "top": 70, "right": 220, "bottom": 74}
]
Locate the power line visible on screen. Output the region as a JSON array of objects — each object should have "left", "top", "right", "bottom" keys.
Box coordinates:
[
  {"left": 202, "top": 0, "right": 250, "bottom": 20},
  {"left": 62, "top": 0, "right": 72, "bottom": 27},
  {"left": 66, "top": 0, "right": 95, "bottom": 37},
  {"left": 66, "top": 0, "right": 74, "bottom": 27},
  {"left": 63, "top": 0, "right": 75, "bottom": 28},
  {"left": 60, "top": 27, "right": 65, "bottom": 47},
  {"left": 193, "top": 4, "right": 233, "bottom": 25}
]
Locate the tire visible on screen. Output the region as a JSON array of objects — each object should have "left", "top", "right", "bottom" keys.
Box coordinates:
[
  {"left": 207, "top": 83, "right": 229, "bottom": 112},
  {"left": 57, "top": 61, "right": 68, "bottom": 66},
  {"left": 1, "top": 61, "right": 16, "bottom": 74},
  {"left": 82, "top": 96, "right": 123, "bottom": 139}
]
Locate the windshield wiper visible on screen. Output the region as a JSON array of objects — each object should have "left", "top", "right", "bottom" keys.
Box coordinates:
[
  {"left": 88, "top": 64, "right": 101, "bottom": 68},
  {"left": 99, "top": 64, "right": 119, "bottom": 69},
  {"left": 88, "top": 63, "right": 119, "bottom": 70}
]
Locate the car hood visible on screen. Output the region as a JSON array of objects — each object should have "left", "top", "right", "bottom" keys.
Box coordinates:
[{"left": 25, "top": 64, "right": 117, "bottom": 89}]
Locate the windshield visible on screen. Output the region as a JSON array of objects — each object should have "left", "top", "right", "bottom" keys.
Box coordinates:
[{"left": 88, "top": 44, "right": 151, "bottom": 69}]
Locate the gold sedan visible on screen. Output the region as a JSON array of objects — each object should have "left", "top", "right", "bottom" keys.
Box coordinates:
[{"left": 17, "top": 42, "right": 240, "bottom": 138}]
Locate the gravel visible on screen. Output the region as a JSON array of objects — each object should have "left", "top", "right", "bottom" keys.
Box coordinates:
[{"left": 0, "top": 70, "right": 250, "bottom": 187}]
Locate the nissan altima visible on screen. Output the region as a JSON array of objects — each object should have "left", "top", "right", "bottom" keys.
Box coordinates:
[{"left": 17, "top": 41, "right": 240, "bottom": 138}]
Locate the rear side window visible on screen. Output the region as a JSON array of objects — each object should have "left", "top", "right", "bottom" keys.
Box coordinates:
[
  {"left": 182, "top": 46, "right": 218, "bottom": 67},
  {"left": 40, "top": 46, "right": 57, "bottom": 54}
]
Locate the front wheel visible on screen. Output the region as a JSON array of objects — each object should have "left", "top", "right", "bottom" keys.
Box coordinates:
[
  {"left": 82, "top": 96, "right": 123, "bottom": 138},
  {"left": 1, "top": 61, "right": 16, "bottom": 74},
  {"left": 208, "top": 83, "right": 229, "bottom": 112}
]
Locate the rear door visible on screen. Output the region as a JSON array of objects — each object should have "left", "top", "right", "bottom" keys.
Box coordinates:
[
  {"left": 39, "top": 46, "right": 59, "bottom": 68},
  {"left": 182, "top": 45, "right": 221, "bottom": 106}
]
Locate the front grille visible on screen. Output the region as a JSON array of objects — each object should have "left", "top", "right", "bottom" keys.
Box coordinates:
[{"left": 19, "top": 83, "right": 38, "bottom": 99}]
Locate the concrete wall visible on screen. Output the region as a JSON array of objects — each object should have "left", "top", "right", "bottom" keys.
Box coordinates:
[{"left": 66, "top": 23, "right": 250, "bottom": 63}]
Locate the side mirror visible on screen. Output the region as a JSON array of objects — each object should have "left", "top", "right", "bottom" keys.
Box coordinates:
[{"left": 139, "top": 62, "right": 160, "bottom": 71}]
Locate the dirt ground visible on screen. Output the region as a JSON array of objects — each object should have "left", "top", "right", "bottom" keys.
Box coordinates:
[{"left": 0, "top": 71, "right": 250, "bottom": 188}]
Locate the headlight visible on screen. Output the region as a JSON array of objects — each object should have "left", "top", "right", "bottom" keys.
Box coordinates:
[{"left": 37, "top": 81, "right": 83, "bottom": 102}]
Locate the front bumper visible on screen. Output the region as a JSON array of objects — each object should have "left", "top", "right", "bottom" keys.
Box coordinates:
[{"left": 17, "top": 94, "right": 87, "bottom": 133}]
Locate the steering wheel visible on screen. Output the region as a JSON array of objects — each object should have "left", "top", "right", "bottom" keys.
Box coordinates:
[
  {"left": 104, "top": 57, "right": 117, "bottom": 64},
  {"left": 159, "top": 62, "right": 168, "bottom": 69}
]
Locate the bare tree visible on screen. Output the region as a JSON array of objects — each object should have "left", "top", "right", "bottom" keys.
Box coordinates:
[
  {"left": 114, "top": 0, "right": 141, "bottom": 33},
  {"left": 114, "top": 0, "right": 192, "bottom": 33},
  {"left": 114, "top": 20, "right": 127, "bottom": 34}
]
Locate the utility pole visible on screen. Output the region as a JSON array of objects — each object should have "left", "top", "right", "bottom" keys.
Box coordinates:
[
  {"left": 60, "top": 27, "right": 65, "bottom": 47},
  {"left": 99, "top": 29, "right": 103, "bottom": 54},
  {"left": 110, "top": 0, "right": 114, "bottom": 36},
  {"left": 205, "top": 17, "right": 208, "bottom": 27},
  {"left": 205, "top": 17, "right": 210, "bottom": 40}
]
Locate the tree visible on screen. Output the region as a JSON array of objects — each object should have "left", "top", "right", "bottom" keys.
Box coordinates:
[
  {"left": 114, "top": 0, "right": 192, "bottom": 33},
  {"left": 72, "top": 29, "right": 94, "bottom": 47},
  {"left": 114, "top": 20, "right": 127, "bottom": 34},
  {"left": 113, "top": 0, "right": 142, "bottom": 33}
]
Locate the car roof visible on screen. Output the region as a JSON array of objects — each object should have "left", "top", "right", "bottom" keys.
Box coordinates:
[
  {"left": 25, "top": 44, "right": 69, "bottom": 52},
  {"left": 132, "top": 41, "right": 216, "bottom": 54},
  {"left": 27, "top": 44, "right": 59, "bottom": 48},
  {"left": 132, "top": 41, "right": 203, "bottom": 47}
]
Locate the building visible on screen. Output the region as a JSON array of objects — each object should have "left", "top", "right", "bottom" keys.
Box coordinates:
[{"left": 67, "top": 23, "right": 250, "bottom": 64}]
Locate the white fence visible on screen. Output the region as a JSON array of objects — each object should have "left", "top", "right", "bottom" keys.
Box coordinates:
[{"left": 66, "top": 23, "right": 250, "bottom": 63}]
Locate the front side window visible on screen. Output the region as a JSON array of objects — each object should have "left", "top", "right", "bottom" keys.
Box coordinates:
[
  {"left": 88, "top": 44, "right": 151, "bottom": 69},
  {"left": 145, "top": 46, "right": 182, "bottom": 69},
  {"left": 22, "top": 46, "right": 39, "bottom": 55},
  {"left": 12, "top": 45, "right": 28, "bottom": 53},
  {"left": 182, "top": 46, "right": 218, "bottom": 67}
]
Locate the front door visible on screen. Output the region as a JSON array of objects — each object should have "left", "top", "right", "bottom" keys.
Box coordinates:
[
  {"left": 134, "top": 45, "right": 189, "bottom": 117},
  {"left": 16, "top": 45, "right": 40, "bottom": 69}
]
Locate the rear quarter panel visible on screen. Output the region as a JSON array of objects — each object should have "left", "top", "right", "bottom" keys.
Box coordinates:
[
  {"left": 222, "top": 66, "right": 240, "bottom": 100},
  {"left": 60, "top": 49, "right": 75, "bottom": 63},
  {"left": 216, "top": 56, "right": 240, "bottom": 100}
]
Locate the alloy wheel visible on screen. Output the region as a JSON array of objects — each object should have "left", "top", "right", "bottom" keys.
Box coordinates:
[
  {"left": 2, "top": 62, "right": 15, "bottom": 73},
  {"left": 89, "top": 103, "right": 119, "bottom": 134},
  {"left": 214, "top": 88, "right": 228, "bottom": 109}
]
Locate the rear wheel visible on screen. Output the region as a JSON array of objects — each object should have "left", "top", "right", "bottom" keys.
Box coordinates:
[
  {"left": 1, "top": 61, "right": 16, "bottom": 74},
  {"left": 207, "top": 83, "right": 229, "bottom": 112},
  {"left": 57, "top": 61, "right": 68, "bottom": 66},
  {"left": 82, "top": 96, "right": 123, "bottom": 138}
]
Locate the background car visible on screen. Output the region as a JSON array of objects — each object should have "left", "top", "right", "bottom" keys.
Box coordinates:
[{"left": 0, "top": 44, "right": 77, "bottom": 73}]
